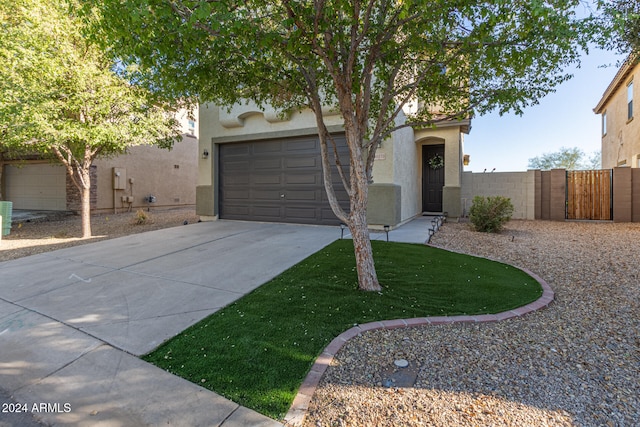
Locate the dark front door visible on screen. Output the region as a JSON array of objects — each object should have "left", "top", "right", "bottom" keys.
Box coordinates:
[{"left": 422, "top": 145, "right": 445, "bottom": 212}]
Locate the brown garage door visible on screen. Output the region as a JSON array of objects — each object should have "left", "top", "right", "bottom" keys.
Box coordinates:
[{"left": 219, "top": 135, "right": 350, "bottom": 225}]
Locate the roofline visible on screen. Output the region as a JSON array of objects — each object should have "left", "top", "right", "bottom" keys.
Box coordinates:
[{"left": 594, "top": 54, "right": 637, "bottom": 114}]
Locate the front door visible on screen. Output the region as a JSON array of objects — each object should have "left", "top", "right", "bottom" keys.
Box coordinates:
[{"left": 422, "top": 145, "right": 445, "bottom": 212}]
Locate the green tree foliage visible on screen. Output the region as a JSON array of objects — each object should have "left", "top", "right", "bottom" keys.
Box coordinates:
[
  {"left": 598, "top": 0, "right": 640, "bottom": 55},
  {"left": 0, "top": 0, "right": 183, "bottom": 238},
  {"left": 528, "top": 147, "right": 602, "bottom": 170},
  {"left": 91, "top": 0, "right": 595, "bottom": 291}
]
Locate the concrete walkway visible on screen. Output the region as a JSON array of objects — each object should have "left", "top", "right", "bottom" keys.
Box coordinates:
[
  {"left": 0, "top": 217, "right": 435, "bottom": 426},
  {"left": 367, "top": 215, "right": 442, "bottom": 244}
]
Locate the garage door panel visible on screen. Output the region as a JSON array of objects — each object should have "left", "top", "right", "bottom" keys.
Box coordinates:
[
  {"left": 254, "top": 159, "right": 282, "bottom": 170},
  {"left": 322, "top": 188, "right": 350, "bottom": 201},
  {"left": 252, "top": 206, "right": 282, "bottom": 219},
  {"left": 224, "top": 175, "right": 251, "bottom": 185},
  {"left": 286, "top": 138, "right": 317, "bottom": 151},
  {"left": 223, "top": 160, "right": 250, "bottom": 172},
  {"left": 222, "top": 205, "right": 251, "bottom": 216},
  {"left": 285, "top": 174, "right": 319, "bottom": 185},
  {"left": 224, "top": 189, "right": 251, "bottom": 200},
  {"left": 321, "top": 209, "right": 345, "bottom": 223},
  {"left": 251, "top": 189, "right": 281, "bottom": 200},
  {"left": 285, "top": 190, "right": 319, "bottom": 201},
  {"left": 285, "top": 157, "right": 319, "bottom": 169},
  {"left": 285, "top": 207, "right": 318, "bottom": 221},
  {"left": 252, "top": 174, "right": 282, "bottom": 185},
  {"left": 253, "top": 141, "right": 282, "bottom": 153},
  {"left": 223, "top": 145, "right": 251, "bottom": 156},
  {"left": 219, "top": 135, "right": 349, "bottom": 225}
]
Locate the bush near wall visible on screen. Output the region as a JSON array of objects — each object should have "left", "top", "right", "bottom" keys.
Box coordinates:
[{"left": 469, "top": 196, "right": 514, "bottom": 233}]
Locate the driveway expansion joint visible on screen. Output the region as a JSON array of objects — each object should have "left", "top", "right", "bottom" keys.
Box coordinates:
[{"left": 283, "top": 260, "right": 554, "bottom": 427}]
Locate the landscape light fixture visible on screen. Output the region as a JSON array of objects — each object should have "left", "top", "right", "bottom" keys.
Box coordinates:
[
  {"left": 340, "top": 223, "right": 346, "bottom": 239},
  {"left": 384, "top": 225, "right": 390, "bottom": 242}
]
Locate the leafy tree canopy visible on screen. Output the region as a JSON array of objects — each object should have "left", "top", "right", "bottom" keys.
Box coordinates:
[
  {"left": 91, "top": 0, "right": 596, "bottom": 136},
  {"left": 528, "top": 146, "right": 602, "bottom": 170},
  {"left": 597, "top": 0, "right": 640, "bottom": 55},
  {"left": 0, "top": 0, "right": 183, "bottom": 237},
  {"left": 0, "top": 0, "right": 181, "bottom": 160}
]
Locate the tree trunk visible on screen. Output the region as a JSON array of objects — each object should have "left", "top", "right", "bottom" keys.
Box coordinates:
[
  {"left": 80, "top": 174, "right": 92, "bottom": 239},
  {"left": 307, "top": 92, "right": 380, "bottom": 291},
  {"left": 346, "top": 126, "right": 381, "bottom": 291},
  {"left": 349, "top": 204, "right": 381, "bottom": 291}
]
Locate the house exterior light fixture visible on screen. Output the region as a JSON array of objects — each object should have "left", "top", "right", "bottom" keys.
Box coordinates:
[
  {"left": 202, "top": 149, "right": 209, "bottom": 159},
  {"left": 463, "top": 154, "right": 470, "bottom": 166}
]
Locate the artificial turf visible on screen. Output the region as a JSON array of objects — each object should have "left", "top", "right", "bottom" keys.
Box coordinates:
[{"left": 143, "top": 239, "right": 542, "bottom": 419}]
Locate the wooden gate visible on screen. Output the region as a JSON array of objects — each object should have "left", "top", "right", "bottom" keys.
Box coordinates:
[{"left": 566, "top": 170, "right": 612, "bottom": 220}]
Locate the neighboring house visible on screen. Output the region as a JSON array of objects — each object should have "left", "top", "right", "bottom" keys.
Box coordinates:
[
  {"left": 0, "top": 109, "right": 198, "bottom": 214},
  {"left": 196, "top": 102, "right": 470, "bottom": 227},
  {"left": 595, "top": 55, "right": 640, "bottom": 169}
]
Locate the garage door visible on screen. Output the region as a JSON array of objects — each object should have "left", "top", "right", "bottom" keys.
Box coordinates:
[
  {"left": 4, "top": 163, "right": 67, "bottom": 210},
  {"left": 219, "top": 135, "right": 350, "bottom": 225}
]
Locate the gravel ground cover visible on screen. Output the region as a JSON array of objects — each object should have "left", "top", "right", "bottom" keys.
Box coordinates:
[
  {"left": 303, "top": 220, "right": 639, "bottom": 427},
  {"left": 0, "top": 207, "right": 199, "bottom": 262}
]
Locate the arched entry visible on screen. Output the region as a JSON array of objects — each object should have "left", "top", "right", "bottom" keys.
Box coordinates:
[{"left": 422, "top": 144, "right": 445, "bottom": 212}]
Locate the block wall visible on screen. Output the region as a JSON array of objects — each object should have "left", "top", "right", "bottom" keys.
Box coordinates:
[{"left": 461, "top": 171, "right": 536, "bottom": 220}]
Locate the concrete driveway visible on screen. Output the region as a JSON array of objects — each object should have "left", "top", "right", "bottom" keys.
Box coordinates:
[{"left": 0, "top": 220, "right": 339, "bottom": 426}]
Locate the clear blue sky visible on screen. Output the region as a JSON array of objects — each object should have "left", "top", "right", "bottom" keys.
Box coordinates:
[{"left": 464, "top": 47, "right": 626, "bottom": 172}]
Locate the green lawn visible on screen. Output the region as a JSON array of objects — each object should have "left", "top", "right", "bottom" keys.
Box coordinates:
[{"left": 143, "top": 240, "right": 542, "bottom": 420}]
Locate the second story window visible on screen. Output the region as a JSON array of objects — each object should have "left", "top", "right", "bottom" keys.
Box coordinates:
[
  {"left": 602, "top": 111, "right": 607, "bottom": 136},
  {"left": 627, "top": 81, "right": 633, "bottom": 121}
]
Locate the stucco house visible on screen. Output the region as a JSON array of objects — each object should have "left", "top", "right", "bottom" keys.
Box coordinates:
[
  {"left": 0, "top": 109, "right": 198, "bottom": 214},
  {"left": 196, "top": 102, "right": 470, "bottom": 228},
  {"left": 595, "top": 55, "right": 640, "bottom": 168}
]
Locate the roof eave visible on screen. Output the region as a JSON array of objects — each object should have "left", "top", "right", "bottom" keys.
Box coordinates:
[{"left": 594, "top": 54, "right": 637, "bottom": 114}]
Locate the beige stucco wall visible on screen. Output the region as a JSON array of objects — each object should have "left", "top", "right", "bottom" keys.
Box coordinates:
[
  {"left": 93, "top": 135, "right": 198, "bottom": 212},
  {"left": 202, "top": 101, "right": 345, "bottom": 141},
  {"left": 93, "top": 108, "right": 198, "bottom": 213},
  {"left": 599, "top": 64, "right": 640, "bottom": 168},
  {"left": 368, "top": 113, "right": 418, "bottom": 222},
  {"left": 392, "top": 124, "right": 420, "bottom": 222},
  {"left": 461, "top": 170, "right": 536, "bottom": 220}
]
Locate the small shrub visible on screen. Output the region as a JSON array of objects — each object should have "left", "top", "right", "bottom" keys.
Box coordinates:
[
  {"left": 468, "top": 196, "right": 514, "bottom": 233},
  {"left": 134, "top": 209, "right": 152, "bottom": 225}
]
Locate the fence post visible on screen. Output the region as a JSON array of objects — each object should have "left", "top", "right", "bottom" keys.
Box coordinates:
[
  {"left": 550, "top": 169, "right": 566, "bottom": 221},
  {"left": 613, "top": 167, "right": 632, "bottom": 222},
  {"left": 533, "top": 170, "right": 542, "bottom": 220},
  {"left": 633, "top": 169, "right": 640, "bottom": 222}
]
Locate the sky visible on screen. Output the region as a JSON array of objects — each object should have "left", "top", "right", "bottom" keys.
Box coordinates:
[{"left": 463, "top": 47, "right": 626, "bottom": 173}]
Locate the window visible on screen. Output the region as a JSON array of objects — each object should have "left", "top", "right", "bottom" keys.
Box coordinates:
[
  {"left": 627, "top": 81, "right": 633, "bottom": 120},
  {"left": 188, "top": 120, "right": 196, "bottom": 135},
  {"left": 602, "top": 111, "right": 607, "bottom": 136}
]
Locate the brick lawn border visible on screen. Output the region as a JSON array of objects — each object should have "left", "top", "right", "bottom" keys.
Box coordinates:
[{"left": 283, "top": 257, "right": 554, "bottom": 426}]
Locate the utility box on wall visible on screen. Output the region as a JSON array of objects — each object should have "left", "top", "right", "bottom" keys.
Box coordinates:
[{"left": 113, "top": 167, "right": 127, "bottom": 190}]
